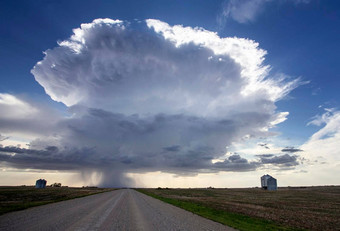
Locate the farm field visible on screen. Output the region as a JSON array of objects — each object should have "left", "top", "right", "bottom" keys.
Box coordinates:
[
  {"left": 0, "top": 186, "right": 113, "bottom": 215},
  {"left": 139, "top": 186, "right": 340, "bottom": 231}
]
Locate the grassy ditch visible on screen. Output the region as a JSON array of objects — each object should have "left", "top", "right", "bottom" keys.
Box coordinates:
[
  {"left": 137, "top": 188, "right": 308, "bottom": 231},
  {"left": 0, "top": 186, "right": 114, "bottom": 215}
]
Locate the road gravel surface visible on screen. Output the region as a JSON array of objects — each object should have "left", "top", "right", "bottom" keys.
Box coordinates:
[{"left": 0, "top": 189, "right": 235, "bottom": 231}]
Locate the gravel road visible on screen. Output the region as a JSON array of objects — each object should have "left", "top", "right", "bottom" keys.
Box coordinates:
[{"left": 0, "top": 189, "right": 235, "bottom": 231}]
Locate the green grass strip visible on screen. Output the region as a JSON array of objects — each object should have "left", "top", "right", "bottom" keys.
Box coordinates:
[
  {"left": 137, "top": 189, "right": 305, "bottom": 231},
  {"left": 0, "top": 201, "right": 51, "bottom": 215},
  {"left": 0, "top": 188, "right": 114, "bottom": 215}
]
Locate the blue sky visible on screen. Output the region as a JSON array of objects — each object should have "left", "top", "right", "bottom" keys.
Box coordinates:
[{"left": 0, "top": 0, "right": 339, "bottom": 187}]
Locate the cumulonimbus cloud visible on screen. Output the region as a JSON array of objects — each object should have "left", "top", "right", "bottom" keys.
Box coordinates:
[{"left": 1, "top": 18, "right": 301, "bottom": 186}]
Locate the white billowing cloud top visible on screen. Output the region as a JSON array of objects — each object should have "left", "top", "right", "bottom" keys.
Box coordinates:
[
  {"left": 1, "top": 19, "right": 302, "bottom": 187},
  {"left": 32, "top": 18, "right": 298, "bottom": 116}
]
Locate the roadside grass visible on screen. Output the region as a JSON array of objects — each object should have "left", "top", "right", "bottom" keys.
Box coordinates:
[
  {"left": 0, "top": 186, "right": 114, "bottom": 215},
  {"left": 137, "top": 189, "right": 304, "bottom": 231}
]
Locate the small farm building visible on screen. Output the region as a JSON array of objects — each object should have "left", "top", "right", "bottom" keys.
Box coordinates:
[
  {"left": 261, "top": 174, "right": 277, "bottom": 191},
  {"left": 35, "top": 179, "right": 47, "bottom": 188}
]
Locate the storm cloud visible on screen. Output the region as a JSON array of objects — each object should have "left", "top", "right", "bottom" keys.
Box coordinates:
[
  {"left": 0, "top": 19, "right": 301, "bottom": 186},
  {"left": 281, "top": 147, "right": 303, "bottom": 153},
  {"left": 257, "top": 153, "right": 299, "bottom": 167}
]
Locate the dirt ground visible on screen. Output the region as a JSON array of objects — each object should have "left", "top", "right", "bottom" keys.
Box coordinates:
[{"left": 143, "top": 186, "right": 340, "bottom": 231}]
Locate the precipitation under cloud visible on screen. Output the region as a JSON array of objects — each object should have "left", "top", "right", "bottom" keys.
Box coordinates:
[{"left": 0, "top": 19, "right": 301, "bottom": 186}]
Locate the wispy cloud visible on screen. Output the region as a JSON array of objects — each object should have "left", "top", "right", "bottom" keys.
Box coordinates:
[
  {"left": 218, "top": 0, "right": 311, "bottom": 25},
  {"left": 0, "top": 93, "right": 60, "bottom": 140},
  {"left": 0, "top": 134, "right": 9, "bottom": 142}
]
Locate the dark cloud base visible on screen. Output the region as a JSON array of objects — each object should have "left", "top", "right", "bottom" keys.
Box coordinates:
[{"left": 0, "top": 143, "right": 300, "bottom": 187}]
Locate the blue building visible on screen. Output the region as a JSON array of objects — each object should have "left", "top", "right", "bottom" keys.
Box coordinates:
[
  {"left": 35, "top": 179, "right": 47, "bottom": 188},
  {"left": 261, "top": 174, "right": 277, "bottom": 191}
]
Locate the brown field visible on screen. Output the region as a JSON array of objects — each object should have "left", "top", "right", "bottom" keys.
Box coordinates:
[
  {"left": 142, "top": 186, "right": 340, "bottom": 231},
  {"left": 0, "top": 186, "right": 113, "bottom": 215}
]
